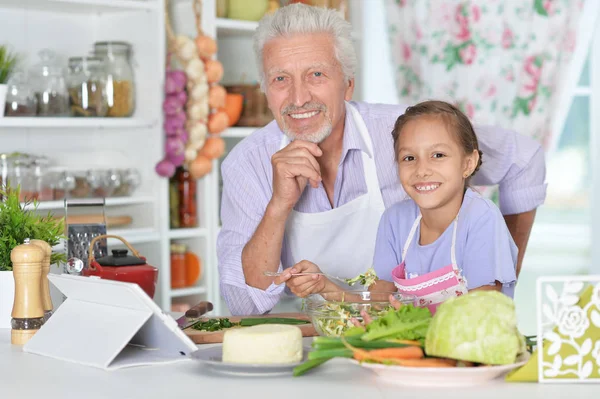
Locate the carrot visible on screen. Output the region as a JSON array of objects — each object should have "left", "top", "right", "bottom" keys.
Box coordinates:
[
  {"left": 385, "top": 339, "right": 423, "bottom": 347},
  {"left": 341, "top": 337, "right": 424, "bottom": 364},
  {"left": 394, "top": 358, "right": 458, "bottom": 368},
  {"left": 365, "top": 346, "right": 424, "bottom": 360}
]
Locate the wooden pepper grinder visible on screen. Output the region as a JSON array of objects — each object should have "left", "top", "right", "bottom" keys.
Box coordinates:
[
  {"left": 11, "top": 238, "right": 45, "bottom": 345},
  {"left": 30, "top": 239, "right": 53, "bottom": 322}
]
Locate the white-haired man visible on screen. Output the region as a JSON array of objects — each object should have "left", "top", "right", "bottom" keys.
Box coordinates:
[{"left": 217, "top": 4, "right": 546, "bottom": 315}]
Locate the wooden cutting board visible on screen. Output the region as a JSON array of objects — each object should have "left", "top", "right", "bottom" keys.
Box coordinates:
[{"left": 184, "top": 312, "right": 317, "bottom": 344}]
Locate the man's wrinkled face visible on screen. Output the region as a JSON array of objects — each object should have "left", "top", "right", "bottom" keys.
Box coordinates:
[{"left": 262, "top": 33, "right": 354, "bottom": 143}]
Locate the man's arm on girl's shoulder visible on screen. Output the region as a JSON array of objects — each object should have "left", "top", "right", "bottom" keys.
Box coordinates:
[
  {"left": 469, "top": 124, "right": 546, "bottom": 276},
  {"left": 461, "top": 198, "right": 519, "bottom": 294}
]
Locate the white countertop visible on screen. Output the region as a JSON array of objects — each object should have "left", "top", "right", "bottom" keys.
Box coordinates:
[{"left": 0, "top": 329, "right": 597, "bottom": 399}]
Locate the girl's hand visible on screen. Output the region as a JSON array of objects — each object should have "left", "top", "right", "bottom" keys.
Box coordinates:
[
  {"left": 350, "top": 294, "right": 404, "bottom": 327},
  {"left": 274, "top": 260, "right": 341, "bottom": 298}
]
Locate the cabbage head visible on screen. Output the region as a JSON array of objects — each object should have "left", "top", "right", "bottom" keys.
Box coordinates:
[{"left": 425, "top": 291, "right": 523, "bottom": 365}]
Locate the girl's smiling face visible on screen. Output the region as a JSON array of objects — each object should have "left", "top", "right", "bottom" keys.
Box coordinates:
[{"left": 397, "top": 116, "right": 478, "bottom": 212}]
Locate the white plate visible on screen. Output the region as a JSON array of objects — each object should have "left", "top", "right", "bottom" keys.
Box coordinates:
[
  {"left": 350, "top": 352, "right": 530, "bottom": 387},
  {"left": 191, "top": 346, "right": 309, "bottom": 377}
]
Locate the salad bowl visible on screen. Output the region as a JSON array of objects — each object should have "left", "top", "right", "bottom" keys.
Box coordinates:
[{"left": 304, "top": 291, "right": 417, "bottom": 337}]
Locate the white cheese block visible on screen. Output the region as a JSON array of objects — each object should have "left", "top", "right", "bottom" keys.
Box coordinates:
[{"left": 222, "top": 324, "right": 303, "bottom": 364}]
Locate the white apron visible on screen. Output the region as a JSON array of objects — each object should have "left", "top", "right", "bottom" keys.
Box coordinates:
[{"left": 282, "top": 102, "right": 385, "bottom": 285}]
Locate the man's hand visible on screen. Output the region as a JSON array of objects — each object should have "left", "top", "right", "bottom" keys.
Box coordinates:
[
  {"left": 274, "top": 260, "right": 339, "bottom": 298},
  {"left": 269, "top": 140, "right": 322, "bottom": 216}
]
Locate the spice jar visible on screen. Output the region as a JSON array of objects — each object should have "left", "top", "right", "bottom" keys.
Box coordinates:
[
  {"left": 66, "top": 56, "right": 108, "bottom": 117},
  {"left": 93, "top": 41, "right": 135, "bottom": 117},
  {"left": 30, "top": 49, "right": 69, "bottom": 117},
  {"left": 170, "top": 243, "right": 187, "bottom": 289},
  {"left": 175, "top": 166, "right": 197, "bottom": 228},
  {"left": 4, "top": 72, "right": 37, "bottom": 117}
]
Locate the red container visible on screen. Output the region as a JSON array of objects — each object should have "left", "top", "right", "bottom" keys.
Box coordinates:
[{"left": 82, "top": 234, "right": 158, "bottom": 298}]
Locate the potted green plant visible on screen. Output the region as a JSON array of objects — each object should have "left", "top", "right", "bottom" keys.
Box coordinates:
[
  {"left": 0, "top": 45, "right": 19, "bottom": 117},
  {"left": 0, "top": 188, "right": 66, "bottom": 328}
]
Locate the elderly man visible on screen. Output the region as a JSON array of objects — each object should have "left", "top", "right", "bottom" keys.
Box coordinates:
[{"left": 217, "top": 4, "right": 546, "bottom": 315}]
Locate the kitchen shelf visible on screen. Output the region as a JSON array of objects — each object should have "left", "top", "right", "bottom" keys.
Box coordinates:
[
  {"left": 0, "top": 0, "right": 157, "bottom": 13},
  {"left": 170, "top": 286, "right": 208, "bottom": 297},
  {"left": 215, "top": 18, "right": 258, "bottom": 36},
  {"left": 24, "top": 195, "right": 156, "bottom": 210},
  {"left": 107, "top": 227, "right": 161, "bottom": 245},
  {"left": 220, "top": 126, "right": 258, "bottom": 138},
  {"left": 0, "top": 117, "right": 155, "bottom": 129},
  {"left": 168, "top": 227, "right": 208, "bottom": 239}
]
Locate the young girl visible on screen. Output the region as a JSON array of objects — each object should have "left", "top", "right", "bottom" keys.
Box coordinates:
[{"left": 371, "top": 100, "right": 518, "bottom": 314}]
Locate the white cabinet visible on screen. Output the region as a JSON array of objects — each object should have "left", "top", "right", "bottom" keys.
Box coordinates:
[
  {"left": 0, "top": 0, "right": 365, "bottom": 317},
  {"left": 0, "top": 0, "right": 218, "bottom": 314}
]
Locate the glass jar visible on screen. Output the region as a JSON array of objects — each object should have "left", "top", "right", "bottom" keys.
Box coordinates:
[
  {"left": 30, "top": 156, "right": 53, "bottom": 201},
  {"left": 86, "top": 169, "right": 121, "bottom": 198},
  {"left": 113, "top": 168, "right": 141, "bottom": 196},
  {"left": 47, "top": 167, "right": 75, "bottom": 200},
  {"left": 7, "top": 155, "right": 34, "bottom": 201},
  {"left": 175, "top": 166, "right": 197, "bottom": 228},
  {"left": 170, "top": 243, "right": 187, "bottom": 289},
  {"left": 66, "top": 56, "right": 108, "bottom": 117},
  {"left": 1, "top": 153, "right": 10, "bottom": 195},
  {"left": 4, "top": 72, "right": 37, "bottom": 117},
  {"left": 93, "top": 41, "right": 135, "bottom": 117},
  {"left": 69, "top": 171, "right": 91, "bottom": 198},
  {"left": 169, "top": 174, "right": 180, "bottom": 229},
  {"left": 30, "top": 49, "right": 69, "bottom": 117}
]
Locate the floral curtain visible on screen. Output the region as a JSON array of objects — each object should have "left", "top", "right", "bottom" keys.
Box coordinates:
[{"left": 385, "top": 0, "right": 583, "bottom": 149}]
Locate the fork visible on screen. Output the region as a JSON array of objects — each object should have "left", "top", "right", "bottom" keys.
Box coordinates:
[{"left": 263, "top": 270, "right": 349, "bottom": 285}]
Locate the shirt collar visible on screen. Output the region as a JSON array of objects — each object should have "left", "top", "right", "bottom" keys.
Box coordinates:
[{"left": 340, "top": 102, "right": 372, "bottom": 165}]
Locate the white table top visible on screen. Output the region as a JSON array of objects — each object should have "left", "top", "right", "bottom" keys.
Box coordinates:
[{"left": 0, "top": 329, "right": 596, "bottom": 399}]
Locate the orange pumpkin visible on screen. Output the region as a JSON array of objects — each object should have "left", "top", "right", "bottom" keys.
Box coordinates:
[
  {"left": 208, "top": 85, "right": 227, "bottom": 109},
  {"left": 208, "top": 111, "right": 229, "bottom": 134},
  {"left": 199, "top": 137, "right": 226, "bottom": 159},
  {"left": 205, "top": 59, "right": 224, "bottom": 83},
  {"left": 221, "top": 93, "right": 244, "bottom": 126}
]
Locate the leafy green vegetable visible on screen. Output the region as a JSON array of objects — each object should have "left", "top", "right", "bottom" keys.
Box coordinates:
[
  {"left": 191, "top": 318, "right": 237, "bottom": 332},
  {"left": 425, "top": 291, "right": 523, "bottom": 365},
  {"left": 361, "top": 304, "right": 432, "bottom": 343}
]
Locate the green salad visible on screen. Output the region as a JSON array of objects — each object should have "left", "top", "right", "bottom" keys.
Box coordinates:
[{"left": 312, "top": 302, "right": 393, "bottom": 337}]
